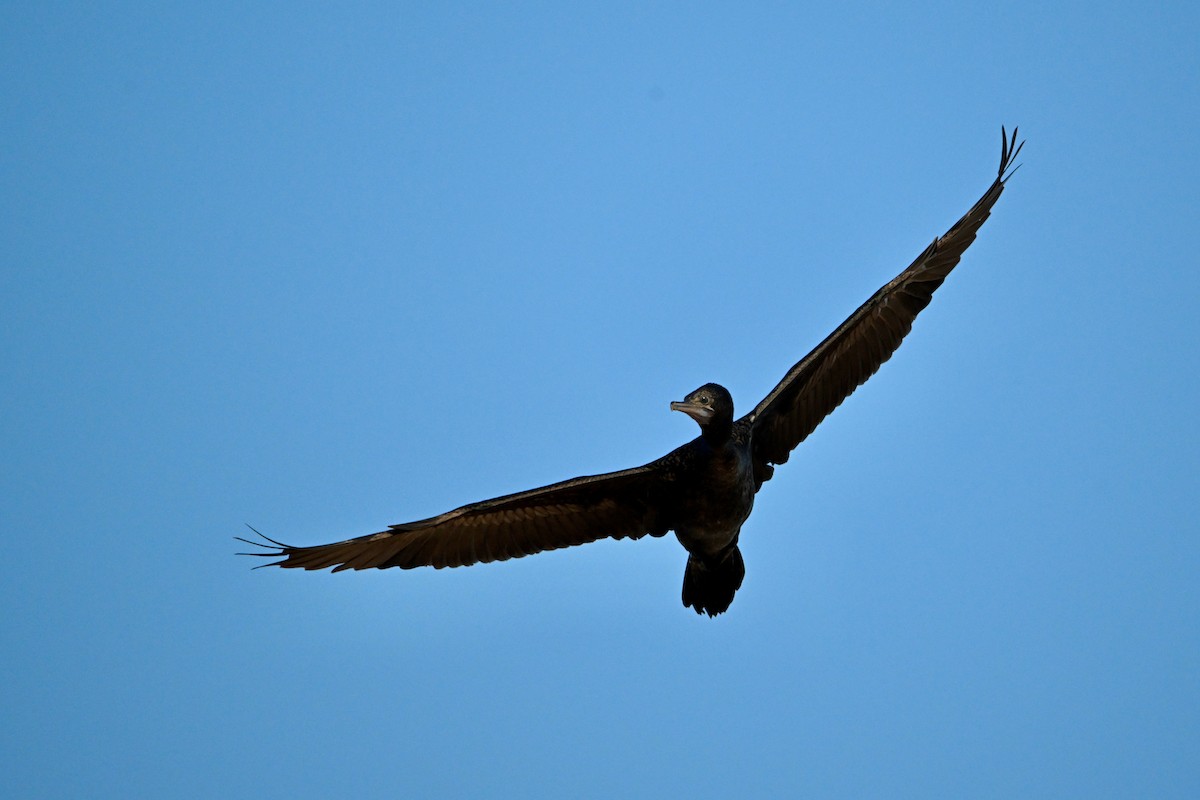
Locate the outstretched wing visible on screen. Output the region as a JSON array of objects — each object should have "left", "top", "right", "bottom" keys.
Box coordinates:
[
  {"left": 238, "top": 461, "right": 676, "bottom": 571},
  {"left": 744, "top": 127, "right": 1023, "bottom": 474}
]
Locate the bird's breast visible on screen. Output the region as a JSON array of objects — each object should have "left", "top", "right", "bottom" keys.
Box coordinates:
[{"left": 673, "top": 444, "right": 756, "bottom": 558}]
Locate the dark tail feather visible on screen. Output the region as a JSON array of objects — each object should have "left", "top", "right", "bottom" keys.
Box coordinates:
[{"left": 682, "top": 546, "right": 745, "bottom": 617}]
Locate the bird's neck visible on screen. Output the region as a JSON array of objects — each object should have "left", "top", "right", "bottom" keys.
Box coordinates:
[{"left": 700, "top": 418, "right": 734, "bottom": 448}]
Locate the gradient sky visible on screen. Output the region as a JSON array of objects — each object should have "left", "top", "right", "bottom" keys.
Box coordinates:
[{"left": 3, "top": 3, "right": 1198, "bottom": 798}]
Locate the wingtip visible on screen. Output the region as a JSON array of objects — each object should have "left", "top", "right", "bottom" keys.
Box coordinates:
[
  {"left": 243, "top": 523, "right": 293, "bottom": 549},
  {"left": 999, "top": 125, "right": 1025, "bottom": 182},
  {"left": 235, "top": 525, "right": 294, "bottom": 566}
]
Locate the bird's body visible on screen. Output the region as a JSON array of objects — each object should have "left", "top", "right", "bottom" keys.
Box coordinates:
[
  {"left": 668, "top": 405, "right": 757, "bottom": 615},
  {"left": 672, "top": 433, "right": 755, "bottom": 560},
  {"left": 240, "top": 128, "right": 1024, "bottom": 616}
]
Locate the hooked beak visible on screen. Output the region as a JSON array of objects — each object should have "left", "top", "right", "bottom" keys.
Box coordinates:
[{"left": 670, "top": 400, "right": 715, "bottom": 424}]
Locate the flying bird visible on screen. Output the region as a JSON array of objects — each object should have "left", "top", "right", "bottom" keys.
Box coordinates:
[{"left": 240, "top": 127, "right": 1024, "bottom": 616}]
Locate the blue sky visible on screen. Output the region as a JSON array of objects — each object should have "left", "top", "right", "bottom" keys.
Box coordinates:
[{"left": 3, "top": 2, "right": 1197, "bottom": 797}]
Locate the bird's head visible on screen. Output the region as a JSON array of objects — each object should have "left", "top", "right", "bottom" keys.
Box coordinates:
[{"left": 670, "top": 383, "right": 734, "bottom": 432}]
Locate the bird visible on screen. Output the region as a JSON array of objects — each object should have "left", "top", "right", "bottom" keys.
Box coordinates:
[{"left": 239, "top": 127, "right": 1024, "bottom": 617}]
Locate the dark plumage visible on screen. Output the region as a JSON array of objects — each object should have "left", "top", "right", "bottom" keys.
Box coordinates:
[{"left": 239, "top": 128, "right": 1024, "bottom": 616}]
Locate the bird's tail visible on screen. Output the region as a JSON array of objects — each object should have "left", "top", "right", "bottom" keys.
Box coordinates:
[{"left": 682, "top": 546, "right": 745, "bottom": 617}]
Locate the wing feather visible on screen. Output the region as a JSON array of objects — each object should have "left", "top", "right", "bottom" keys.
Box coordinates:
[
  {"left": 745, "top": 127, "right": 1023, "bottom": 472},
  {"left": 238, "top": 460, "right": 676, "bottom": 572}
]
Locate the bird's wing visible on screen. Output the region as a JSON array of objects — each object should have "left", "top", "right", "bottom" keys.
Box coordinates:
[
  {"left": 743, "top": 127, "right": 1023, "bottom": 473},
  {"left": 238, "top": 460, "right": 678, "bottom": 571}
]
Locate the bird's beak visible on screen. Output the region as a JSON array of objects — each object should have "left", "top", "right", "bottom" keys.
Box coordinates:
[{"left": 670, "top": 400, "right": 715, "bottom": 423}]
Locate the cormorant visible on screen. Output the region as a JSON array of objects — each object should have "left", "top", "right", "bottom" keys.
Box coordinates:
[{"left": 239, "top": 128, "right": 1024, "bottom": 617}]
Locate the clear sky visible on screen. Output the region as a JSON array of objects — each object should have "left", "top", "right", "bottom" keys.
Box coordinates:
[{"left": 3, "top": 2, "right": 1197, "bottom": 798}]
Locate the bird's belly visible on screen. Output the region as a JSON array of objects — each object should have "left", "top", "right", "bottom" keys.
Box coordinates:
[{"left": 673, "top": 477, "right": 755, "bottom": 558}]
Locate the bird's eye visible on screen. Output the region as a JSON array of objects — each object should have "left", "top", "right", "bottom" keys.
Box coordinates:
[{"left": 700, "top": 395, "right": 711, "bottom": 404}]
